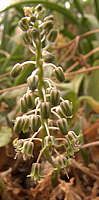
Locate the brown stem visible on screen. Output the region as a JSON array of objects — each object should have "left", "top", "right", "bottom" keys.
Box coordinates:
[
  {"left": 65, "top": 65, "right": 99, "bottom": 76},
  {"left": 0, "top": 72, "right": 10, "bottom": 79},
  {"left": 58, "top": 29, "right": 99, "bottom": 50},
  {"left": 0, "top": 83, "right": 27, "bottom": 94},
  {"left": 65, "top": 47, "right": 99, "bottom": 73}
]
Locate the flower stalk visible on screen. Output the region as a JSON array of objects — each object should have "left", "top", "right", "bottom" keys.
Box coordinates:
[{"left": 11, "top": 4, "right": 81, "bottom": 181}]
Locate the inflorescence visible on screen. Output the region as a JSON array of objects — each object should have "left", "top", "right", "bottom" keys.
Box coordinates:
[{"left": 11, "top": 4, "right": 81, "bottom": 181}]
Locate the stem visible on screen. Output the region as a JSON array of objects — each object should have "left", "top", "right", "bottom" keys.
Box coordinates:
[
  {"left": 44, "top": 122, "right": 50, "bottom": 136},
  {"left": 80, "top": 141, "right": 99, "bottom": 149},
  {"left": 35, "top": 25, "right": 48, "bottom": 145},
  {"left": 65, "top": 65, "right": 99, "bottom": 76},
  {"left": 57, "top": 29, "right": 99, "bottom": 50},
  {"left": 51, "top": 110, "right": 61, "bottom": 119},
  {"left": 49, "top": 127, "right": 59, "bottom": 131},
  {"left": 37, "top": 146, "right": 46, "bottom": 163},
  {"left": 31, "top": 138, "right": 42, "bottom": 142},
  {"left": 0, "top": 83, "right": 27, "bottom": 94},
  {"left": 21, "top": 60, "right": 36, "bottom": 67},
  {"left": 35, "top": 34, "right": 55, "bottom": 165},
  {"left": 36, "top": 37, "right": 44, "bottom": 101},
  {"left": 66, "top": 47, "right": 99, "bottom": 73}
]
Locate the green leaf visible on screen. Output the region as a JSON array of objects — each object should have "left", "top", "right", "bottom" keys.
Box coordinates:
[
  {"left": 0, "top": 11, "right": 9, "bottom": 49},
  {"left": 55, "top": 82, "right": 73, "bottom": 91},
  {"left": 60, "top": 29, "right": 75, "bottom": 39},
  {"left": 74, "top": 0, "right": 84, "bottom": 16},
  {"left": 73, "top": 118, "right": 89, "bottom": 164},
  {"left": 1, "top": 43, "right": 26, "bottom": 73},
  {"left": 84, "top": 14, "right": 99, "bottom": 40},
  {"left": 86, "top": 69, "right": 99, "bottom": 101},
  {"left": 0, "top": 0, "right": 79, "bottom": 25},
  {"left": 15, "top": 63, "right": 35, "bottom": 85},
  {"left": 94, "top": 0, "right": 99, "bottom": 20},
  {"left": 62, "top": 91, "right": 79, "bottom": 114},
  {"left": 79, "top": 96, "right": 99, "bottom": 113},
  {"left": 73, "top": 73, "right": 86, "bottom": 95},
  {"left": 0, "top": 127, "right": 12, "bottom": 147}
]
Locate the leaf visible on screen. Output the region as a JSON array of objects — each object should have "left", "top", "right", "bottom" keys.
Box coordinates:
[
  {"left": 0, "top": 11, "right": 9, "bottom": 49},
  {"left": 62, "top": 90, "right": 79, "bottom": 114},
  {"left": 74, "top": 0, "right": 84, "bottom": 16},
  {"left": 0, "top": 0, "right": 79, "bottom": 25},
  {"left": 15, "top": 63, "right": 35, "bottom": 85},
  {"left": 83, "top": 66, "right": 99, "bottom": 113},
  {"left": 1, "top": 43, "right": 26, "bottom": 73},
  {"left": 79, "top": 96, "right": 99, "bottom": 113},
  {"left": 86, "top": 69, "right": 99, "bottom": 101},
  {"left": 94, "top": 0, "right": 99, "bottom": 20},
  {"left": 60, "top": 29, "right": 75, "bottom": 39},
  {"left": 55, "top": 82, "right": 73, "bottom": 91},
  {"left": 73, "top": 118, "right": 89, "bottom": 164},
  {"left": 73, "top": 73, "right": 86, "bottom": 95},
  {"left": 84, "top": 14, "right": 99, "bottom": 40},
  {"left": 0, "top": 127, "right": 12, "bottom": 147}
]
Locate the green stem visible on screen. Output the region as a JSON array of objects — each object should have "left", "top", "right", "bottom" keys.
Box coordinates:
[
  {"left": 36, "top": 38, "right": 44, "bottom": 101},
  {"left": 36, "top": 35, "right": 47, "bottom": 139},
  {"left": 35, "top": 22, "right": 55, "bottom": 167}
]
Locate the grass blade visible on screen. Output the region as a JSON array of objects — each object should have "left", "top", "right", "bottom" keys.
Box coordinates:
[
  {"left": 0, "top": 0, "right": 79, "bottom": 25},
  {"left": 94, "top": 0, "right": 99, "bottom": 20},
  {"left": 74, "top": 0, "right": 84, "bottom": 16}
]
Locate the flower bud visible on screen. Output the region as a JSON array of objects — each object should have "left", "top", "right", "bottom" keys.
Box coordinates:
[
  {"left": 20, "top": 97, "right": 28, "bottom": 113},
  {"left": 42, "top": 52, "right": 55, "bottom": 63},
  {"left": 27, "top": 75, "right": 38, "bottom": 91},
  {"left": 65, "top": 139, "right": 75, "bottom": 156},
  {"left": 56, "top": 106, "right": 65, "bottom": 118},
  {"left": 13, "top": 138, "right": 24, "bottom": 151},
  {"left": 19, "top": 17, "right": 30, "bottom": 31},
  {"left": 30, "top": 15, "right": 36, "bottom": 23},
  {"left": 10, "top": 63, "right": 22, "bottom": 78},
  {"left": 13, "top": 138, "right": 18, "bottom": 148},
  {"left": 43, "top": 20, "right": 53, "bottom": 33},
  {"left": 46, "top": 88, "right": 52, "bottom": 94},
  {"left": 47, "top": 29, "right": 58, "bottom": 43},
  {"left": 22, "top": 141, "right": 34, "bottom": 158},
  {"left": 57, "top": 156, "right": 71, "bottom": 169},
  {"left": 50, "top": 89, "right": 60, "bottom": 106},
  {"left": 23, "top": 7, "right": 34, "bottom": 17},
  {"left": 54, "top": 66, "right": 65, "bottom": 82},
  {"left": 67, "top": 131, "right": 80, "bottom": 151},
  {"left": 30, "top": 115, "right": 41, "bottom": 132},
  {"left": 40, "top": 102, "right": 51, "bottom": 119},
  {"left": 28, "top": 28, "right": 39, "bottom": 43},
  {"left": 14, "top": 117, "right": 24, "bottom": 133},
  {"left": 44, "top": 15, "right": 54, "bottom": 22},
  {"left": 24, "top": 92, "right": 35, "bottom": 109},
  {"left": 17, "top": 139, "right": 24, "bottom": 150},
  {"left": 44, "top": 136, "right": 55, "bottom": 147},
  {"left": 60, "top": 100, "right": 72, "bottom": 117},
  {"left": 57, "top": 156, "right": 66, "bottom": 169},
  {"left": 35, "top": 97, "right": 39, "bottom": 106},
  {"left": 22, "top": 116, "right": 30, "bottom": 133},
  {"left": 35, "top": 4, "right": 44, "bottom": 12},
  {"left": 57, "top": 118, "right": 68, "bottom": 135},
  {"left": 29, "top": 163, "right": 42, "bottom": 180},
  {"left": 68, "top": 131, "right": 77, "bottom": 141},
  {"left": 23, "top": 32, "right": 32, "bottom": 45}
]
